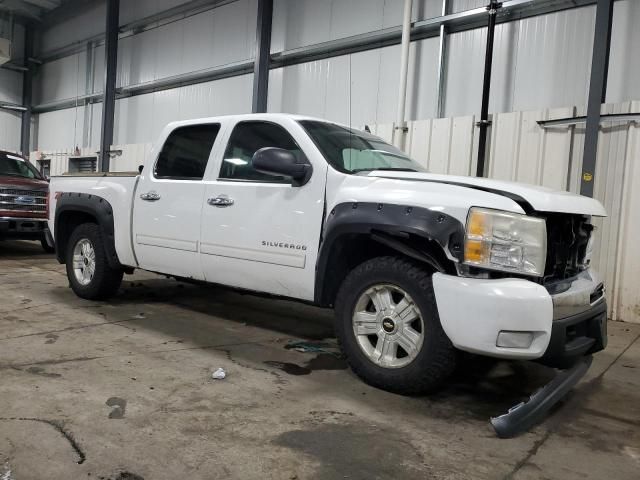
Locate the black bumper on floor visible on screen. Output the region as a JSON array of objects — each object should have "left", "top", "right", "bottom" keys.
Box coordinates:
[
  {"left": 538, "top": 300, "right": 608, "bottom": 369},
  {"left": 0, "top": 218, "right": 48, "bottom": 241}
]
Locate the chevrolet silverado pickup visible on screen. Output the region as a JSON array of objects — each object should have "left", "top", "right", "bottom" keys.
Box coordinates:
[
  {"left": 49, "top": 114, "right": 608, "bottom": 432},
  {"left": 0, "top": 150, "right": 54, "bottom": 252}
]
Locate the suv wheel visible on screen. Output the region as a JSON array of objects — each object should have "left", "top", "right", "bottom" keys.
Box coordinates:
[
  {"left": 335, "top": 256, "right": 456, "bottom": 394},
  {"left": 66, "top": 223, "right": 123, "bottom": 300}
]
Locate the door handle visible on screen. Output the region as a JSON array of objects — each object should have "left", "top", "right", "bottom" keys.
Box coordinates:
[
  {"left": 207, "top": 194, "right": 234, "bottom": 207},
  {"left": 140, "top": 191, "right": 161, "bottom": 201}
]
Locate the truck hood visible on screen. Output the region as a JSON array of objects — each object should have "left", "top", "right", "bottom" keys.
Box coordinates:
[
  {"left": 0, "top": 175, "right": 49, "bottom": 190},
  {"left": 367, "top": 171, "right": 607, "bottom": 217}
]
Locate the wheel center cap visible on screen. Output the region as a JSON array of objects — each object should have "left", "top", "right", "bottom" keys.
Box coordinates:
[
  {"left": 84, "top": 258, "right": 89, "bottom": 266},
  {"left": 382, "top": 317, "right": 396, "bottom": 333}
]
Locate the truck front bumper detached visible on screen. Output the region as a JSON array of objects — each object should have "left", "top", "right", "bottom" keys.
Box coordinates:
[
  {"left": 490, "top": 355, "right": 592, "bottom": 438},
  {"left": 432, "top": 270, "right": 607, "bottom": 437}
]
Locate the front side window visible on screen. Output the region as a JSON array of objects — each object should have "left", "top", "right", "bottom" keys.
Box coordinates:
[
  {"left": 220, "top": 121, "right": 303, "bottom": 182},
  {"left": 298, "top": 120, "right": 424, "bottom": 174},
  {"left": 155, "top": 124, "right": 220, "bottom": 180}
]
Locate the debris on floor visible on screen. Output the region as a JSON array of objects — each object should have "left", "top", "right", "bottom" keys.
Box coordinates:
[
  {"left": 284, "top": 340, "right": 343, "bottom": 358},
  {"left": 212, "top": 367, "right": 226, "bottom": 380}
]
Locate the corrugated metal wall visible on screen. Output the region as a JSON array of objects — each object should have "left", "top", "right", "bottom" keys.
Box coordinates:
[{"left": 30, "top": 0, "right": 640, "bottom": 151}]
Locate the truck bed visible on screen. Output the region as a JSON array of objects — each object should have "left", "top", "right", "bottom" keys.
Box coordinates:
[{"left": 49, "top": 174, "right": 140, "bottom": 268}]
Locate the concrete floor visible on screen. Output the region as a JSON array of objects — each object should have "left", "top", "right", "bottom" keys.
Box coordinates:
[{"left": 1, "top": 241, "right": 639, "bottom": 480}]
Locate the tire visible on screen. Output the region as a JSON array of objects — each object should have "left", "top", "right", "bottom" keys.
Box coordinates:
[
  {"left": 335, "top": 256, "right": 456, "bottom": 394},
  {"left": 65, "top": 223, "right": 123, "bottom": 300},
  {"left": 41, "top": 236, "right": 55, "bottom": 253}
]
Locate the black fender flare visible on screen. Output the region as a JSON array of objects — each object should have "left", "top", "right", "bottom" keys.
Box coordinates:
[
  {"left": 54, "top": 192, "right": 122, "bottom": 269},
  {"left": 314, "top": 202, "right": 465, "bottom": 305}
]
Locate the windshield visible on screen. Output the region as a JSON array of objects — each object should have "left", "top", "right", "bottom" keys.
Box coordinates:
[
  {"left": 298, "top": 120, "right": 425, "bottom": 174},
  {"left": 0, "top": 152, "right": 42, "bottom": 179}
]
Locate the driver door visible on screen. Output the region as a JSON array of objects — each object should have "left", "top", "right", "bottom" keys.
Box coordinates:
[{"left": 199, "top": 119, "right": 326, "bottom": 301}]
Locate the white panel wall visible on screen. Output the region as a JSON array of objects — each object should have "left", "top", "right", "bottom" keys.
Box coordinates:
[
  {"left": 444, "top": 6, "right": 597, "bottom": 117},
  {"left": 271, "top": 0, "right": 444, "bottom": 53},
  {"left": 37, "top": 107, "right": 85, "bottom": 150},
  {"left": 116, "top": 0, "right": 257, "bottom": 88},
  {"left": 268, "top": 37, "right": 440, "bottom": 127},
  {"left": 40, "top": 2, "right": 105, "bottom": 52},
  {"left": 114, "top": 74, "right": 253, "bottom": 145},
  {"left": 35, "top": 52, "right": 87, "bottom": 104},
  {"left": 607, "top": 0, "right": 640, "bottom": 104}
]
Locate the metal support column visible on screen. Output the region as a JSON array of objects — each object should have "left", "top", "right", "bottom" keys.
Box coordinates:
[
  {"left": 436, "top": 0, "right": 449, "bottom": 118},
  {"left": 252, "top": 0, "right": 273, "bottom": 113},
  {"left": 581, "top": 0, "right": 614, "bottom": 197},
  {"left": 20, "top": 26, "right": 34, "bottom": 157},
  {"left": 475, "top": 0, "right": 500, "bottom": 178},
  {"left": 99, "top": 0, "right": 120, "bottom": 172}
]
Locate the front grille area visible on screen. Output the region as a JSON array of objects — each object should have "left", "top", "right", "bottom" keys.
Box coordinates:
[
  {"left": 542, "top": 213, "right": 593, "bottom": 283},
  {"left": 0, "top": 187, "right": 48, "bottom": 215}
]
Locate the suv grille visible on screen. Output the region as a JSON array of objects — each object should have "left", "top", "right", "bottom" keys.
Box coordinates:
[
  {"left": 0, "top": 187, "right": 48, "bottom": 214},
  {"left": 542, "top": 213, "right": 593, "bottom": 283}
]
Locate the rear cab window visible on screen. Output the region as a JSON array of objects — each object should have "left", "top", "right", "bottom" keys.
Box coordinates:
[{"left": 154, "top": 124, "right": 221, "bottom": 180}]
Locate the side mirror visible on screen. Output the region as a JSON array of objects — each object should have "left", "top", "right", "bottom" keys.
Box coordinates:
[
  {"left": 138, "top": 164, "right": 144, "bottom": 174},
  {"left": 252, "top": 147, "right": 312, "bottom": 186}
]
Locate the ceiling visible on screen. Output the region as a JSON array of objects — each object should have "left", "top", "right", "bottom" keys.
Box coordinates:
[{"left": 0, "top": 0, "right": 64, "bottom": 21}]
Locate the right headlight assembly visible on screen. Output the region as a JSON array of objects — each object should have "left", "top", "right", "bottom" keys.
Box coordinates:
[{"left": 464, "top": 207, "right": 547, "bottom": 277}]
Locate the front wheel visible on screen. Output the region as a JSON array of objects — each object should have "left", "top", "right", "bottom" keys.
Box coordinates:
[
  {"left": 66, "top": 223, "right": 123, "bottom": 300},
  {"left": 335, "top": 256, "right": 456, "bottom": 394}
]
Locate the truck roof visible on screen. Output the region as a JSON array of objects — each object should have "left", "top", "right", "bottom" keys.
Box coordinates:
[{"left": 163, "top": 112, "right": 359, "bottom": 132}]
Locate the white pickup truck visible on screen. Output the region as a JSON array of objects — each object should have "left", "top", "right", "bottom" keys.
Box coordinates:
[{"left": 49, "top": 114, "right": 608, "bottom": 432}]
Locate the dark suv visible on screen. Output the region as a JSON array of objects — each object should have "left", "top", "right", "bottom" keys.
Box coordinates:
[{"left": 0, "top": 150, "right": 54, "bottom": 252}]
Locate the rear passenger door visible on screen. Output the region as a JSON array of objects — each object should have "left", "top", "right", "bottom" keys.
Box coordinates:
[{"left": 133, "top": 123, "right": 221, "bottom": 279}]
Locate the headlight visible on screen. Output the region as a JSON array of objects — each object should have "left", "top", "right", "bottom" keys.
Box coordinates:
[{"left": 464, "top": 207, "right": 547, "bottom": 277}]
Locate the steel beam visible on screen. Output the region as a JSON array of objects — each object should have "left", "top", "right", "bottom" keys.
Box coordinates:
[
  {"left": 436, "top": 0, "right": 449, "bottom": 118},
  {"left": 99, "top": 0, "right": 119, "bottom": 173},
  {"left": 581, "top": 0, "right": 614, "bottom": 197},
  {"left": 252, "top": 0, "right": 273, "bottom": 113},
  {"left": 20, "top": 25, "right": 34, "bottom": 157},
  {"left": 476, "top": 0, "right": 500, "bottom": 177}
]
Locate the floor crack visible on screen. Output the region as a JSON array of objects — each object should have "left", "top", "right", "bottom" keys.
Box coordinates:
[{"left": 0, "top": 417, "right": 86, "bottom": 464}]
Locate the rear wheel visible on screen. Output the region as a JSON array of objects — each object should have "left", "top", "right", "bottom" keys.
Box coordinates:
[
  {"left": 335, "top": 256, "right": 456, "bottom": 394},
  {"left": 66, "top": 223, "right": 123, "bottom": 300}
]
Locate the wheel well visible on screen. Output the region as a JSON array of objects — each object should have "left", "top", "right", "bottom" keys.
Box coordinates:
[
  {"left": 318, "top": 232, "right": 456, "bottom": 307},
  {"left": 55, "top": 211, "right": 97, "bottom": 263}
]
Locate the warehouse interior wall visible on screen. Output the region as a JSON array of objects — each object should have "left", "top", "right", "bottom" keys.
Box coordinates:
[
  {"left": 0, "top": 17, "right": 24, "bottom": 152},
  {"left": 27, "top": 0, "right": 640, "bottom": 152}
]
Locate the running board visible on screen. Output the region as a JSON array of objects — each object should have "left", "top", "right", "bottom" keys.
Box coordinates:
[{"left": 490, "top": 355, "right": 592, "bottom": 438}]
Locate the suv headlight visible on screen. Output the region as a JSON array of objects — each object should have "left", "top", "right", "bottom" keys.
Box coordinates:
[{"left": 464, "top": 207, "right": 547, "bottom": 277}]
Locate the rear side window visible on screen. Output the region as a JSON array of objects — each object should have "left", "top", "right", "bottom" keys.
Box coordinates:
[
  {"left": 219, "top": 121, "right": 302, "bottom": 182},
  {"left": 155, "top": 124, "right": 220, "bottom": 180}
]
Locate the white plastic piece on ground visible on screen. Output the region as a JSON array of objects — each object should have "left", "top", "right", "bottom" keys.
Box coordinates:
[
  {"left": 432, "top": 273, "right": 553, "bottom": 359},
  {"left": 211, "top": 368, "right": 226, "bottom": 380}
]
